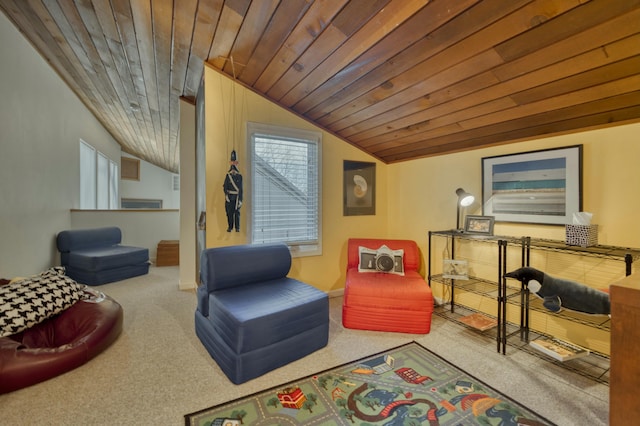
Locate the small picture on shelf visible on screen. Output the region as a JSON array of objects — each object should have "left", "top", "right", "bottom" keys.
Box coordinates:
[
  {"left": 464, "top": 215, "right": 495, "bottom": 235},
  {"left": 529, "top": 337, "right": 590, "bottom": 362},
  {"left": 458, "top": 313, "right": 497, "bottom": 331},
  {"left": 443, "top": 259, "right": 468, "bottom": 280}
]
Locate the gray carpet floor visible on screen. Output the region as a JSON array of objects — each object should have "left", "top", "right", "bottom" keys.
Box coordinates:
[{"left": 0, "top": 266, "right": 608, "bottom": 425}]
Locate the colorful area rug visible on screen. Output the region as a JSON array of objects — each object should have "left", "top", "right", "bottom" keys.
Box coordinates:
[{"left": 185, "top": 341, "right": 553, "bottom": 425}]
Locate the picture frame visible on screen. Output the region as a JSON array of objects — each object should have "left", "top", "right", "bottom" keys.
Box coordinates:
[
  {"left": 464, "top": 215, "right": 495, "bottom": 235},
  {"left": 343, "top": 160, "right": 376, "bottom": 216},
  {"left": 443, "top": 259, "right": 469, "bottom": 280},
  {"left": 482, "top": 145, "right": 582, "bottom": 225}
]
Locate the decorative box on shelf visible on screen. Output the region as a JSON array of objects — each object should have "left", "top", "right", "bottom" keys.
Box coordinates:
[{"left": 565, "top": 224, "right": 598, "bottom": 247}]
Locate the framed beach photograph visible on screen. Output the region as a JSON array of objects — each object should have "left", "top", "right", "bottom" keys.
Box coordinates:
[
  {"left": 482, "top": 145, "right": 582, "bottom": 225},
  {"left": 464, "top": 215, "right": 495, "bottom": 235},
  {"left": 343, "top": 160, "right": 376, "bottom": 216}
]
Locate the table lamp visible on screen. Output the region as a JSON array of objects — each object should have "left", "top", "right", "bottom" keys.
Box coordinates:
[{"left": 456, "top": 188, "right": 474, "bottom": 231}]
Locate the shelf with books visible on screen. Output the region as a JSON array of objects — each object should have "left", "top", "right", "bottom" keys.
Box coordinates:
[
  {"left": 433, "top": 305, "right": 610, "bottom": 384},
  {"left": 505, "top": 329, "right": 609, "bottom": 385}
]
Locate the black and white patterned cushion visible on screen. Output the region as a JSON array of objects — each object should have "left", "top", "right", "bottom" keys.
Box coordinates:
[{"left": 0, "top": 267, "right": 86, "bottom": 337}]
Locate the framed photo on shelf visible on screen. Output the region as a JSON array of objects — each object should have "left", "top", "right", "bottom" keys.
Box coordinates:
[
  {"left": 443, "top": 259, "right": 468, "bottom": 280},
  {"left": 464, "top": 215, "right": 495, "bottom": 235},
  {"left": 482, "top": 145, "right": 582, "bottom": 225}
]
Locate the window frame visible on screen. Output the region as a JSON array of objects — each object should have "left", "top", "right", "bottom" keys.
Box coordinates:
[{"left": 247, "top": 122, "right": 322, "bottom": 257}]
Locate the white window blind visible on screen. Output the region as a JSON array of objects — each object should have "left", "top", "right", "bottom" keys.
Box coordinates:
[
  {"left": 248, "top": 123, "right": 321, "bottom": 256},
  {"left": 97, "top": 152, "right": 109, "bottom": 209},
  {"left": 79, "top": 140, "right": 96, "bottom": 209},
  {"left": 109, "top": 160, "right": 119, "bottom": 209},
  {"left": 79, "top": 140, "right": 118, "bottom": 210}
]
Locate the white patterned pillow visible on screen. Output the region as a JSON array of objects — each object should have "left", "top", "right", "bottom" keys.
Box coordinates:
[
  {"left": 0, "top": 267, "right": 86, "bottom": 337},
  {"left": 358, "top": 245, "right": 405, "bottom": 276}
]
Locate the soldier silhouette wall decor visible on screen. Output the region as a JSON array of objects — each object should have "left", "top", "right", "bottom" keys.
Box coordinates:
[{"left": 223, "top": 150, "right": 243, "bottom": 232}]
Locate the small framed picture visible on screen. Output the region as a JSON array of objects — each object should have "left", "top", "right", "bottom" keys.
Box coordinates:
[
  {"left": 343, "top": 160, "right": 376, "bottom": 216},
  {"left": 464, "top": 215, "right": 495, "bottom": 235},
  {"left": 443, "top": 259, "right": 469, "bottom": 280}
]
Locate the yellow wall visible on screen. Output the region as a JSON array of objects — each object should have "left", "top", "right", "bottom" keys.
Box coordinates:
[
  {"left": 204, "top": 66, "right": 388, "bottom": 293},
  {"left": 387, "top": 122, "right": 640, "bottom": 355},
  {"left": 205, "top": 64, "right": 640, "bottom": 299},
  {"left": 388, "top": 122, "right": 640, "bottom": 259}
]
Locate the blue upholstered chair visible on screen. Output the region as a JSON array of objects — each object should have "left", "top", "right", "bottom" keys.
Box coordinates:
[
  {"left": 195, "top": 243, "right": 329, "bottom": 384},
  {"left": 56, "top": 227, "right": 149, "bottom": 285}
]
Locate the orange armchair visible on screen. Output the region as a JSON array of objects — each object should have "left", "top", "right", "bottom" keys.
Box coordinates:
[{"left": 342, "top": 238, "right": 433, "bottom": 334}]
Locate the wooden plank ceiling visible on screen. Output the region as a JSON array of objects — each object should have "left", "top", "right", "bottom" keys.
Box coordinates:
[{"left": 2, "top": 0, "right": 639, "bottom": 173}]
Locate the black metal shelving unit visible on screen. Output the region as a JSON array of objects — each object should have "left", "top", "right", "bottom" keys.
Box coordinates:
[
  {"left": 428, "top": 230, "right": 527, "bottom": 354},
  {"left": 428, "top": 229, "right": 640, "bottom": 383},
  {"left": 432, "top": 304, "right": 611, "bottom": 384},
  {"left": 516, "top": 237, "right": 640, "bottom": 343},
  {"left": 527, "top": 238, "right": 640, "bottom": 275}
]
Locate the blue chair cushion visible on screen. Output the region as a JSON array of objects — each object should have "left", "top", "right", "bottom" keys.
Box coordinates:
[
  {"left": 195, "top": 310, "right": 328, "bottom": 384},
  {"left": 64, "top": 263, "right": 150, "bottom": 286},
  {"left": 209, "top": 277, "right": 328, "bottom": 354},
  {"left": 61, "top": 246, "right": 149, "bottom": 272},
  {"left": 200, "top": 243, "right": 291, "bottom": 292},
  {"left": 56, "top": 227, "right": 122, "bottom": 252}
]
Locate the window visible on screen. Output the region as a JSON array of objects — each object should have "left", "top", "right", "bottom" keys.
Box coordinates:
[
  {"left": 248, "top": 122, "right": 322, "bottom": 256},
  {"left": 121, "top": 157, "right": 140, "bottom": 180},
  {"left": 97, "top": 152, "right": 109, "bottom": 209},
  {"left": 109, "top": 160, "right": 119, "bottom": 208},
  {"left": 79, "top": 139, "right": 118, "bottom": 209},
  {"left": 79, "top": 140, "right": 96, "bottom": 209}
]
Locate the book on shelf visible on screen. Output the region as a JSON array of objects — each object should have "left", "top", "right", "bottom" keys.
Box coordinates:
[
  {"left": 529, "top": 337, "right": 590, "bottom": 361},
  {"left": 458, "top": 313, "right": 497, "bottom": 331}
]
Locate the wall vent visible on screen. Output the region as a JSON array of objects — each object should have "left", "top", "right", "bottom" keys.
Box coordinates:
[{"left": 121, "top": 198, "right": 162, "bottom": 209}]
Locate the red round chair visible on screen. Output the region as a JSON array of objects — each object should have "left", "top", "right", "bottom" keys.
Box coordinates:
[{"left": 0, "top": 291, "right": 123, "bottom": 394}]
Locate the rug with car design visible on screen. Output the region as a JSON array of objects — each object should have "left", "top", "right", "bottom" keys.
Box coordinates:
[{"left": 185, "top": 341, "right": 553, "bottom": 425}]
